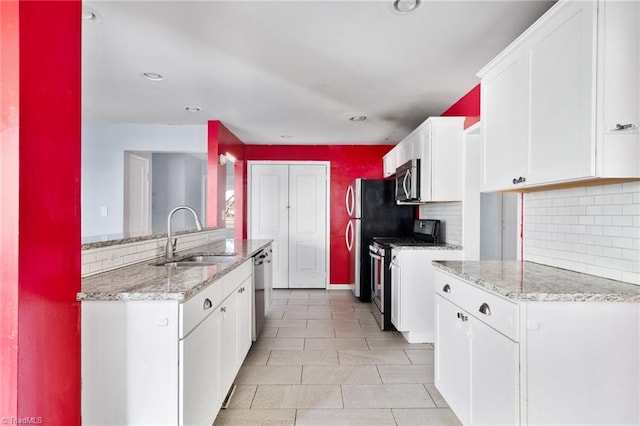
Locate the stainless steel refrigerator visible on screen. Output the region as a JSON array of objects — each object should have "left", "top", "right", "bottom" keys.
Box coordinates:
[{"left": 345, "top": 179, "right": 414, "bottom": 302}]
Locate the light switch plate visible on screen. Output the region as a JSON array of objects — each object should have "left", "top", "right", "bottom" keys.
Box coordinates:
[{"left": 100, "top": 206, "right": 108, "bottom": 217}]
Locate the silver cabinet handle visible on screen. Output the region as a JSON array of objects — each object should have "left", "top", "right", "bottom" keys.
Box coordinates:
[
  {"left": 220, "top": 306, "right": 227, "bottom": 313},
  {"left": 203, "top": 298, "right": 213, "bottom": 310},
  {"left": 443, "top": 284, "right": 451, "bottom": 293},
  {"left": 615, "top": 123, "right": 634, "bottom": 131},
  {"left": 479, "top": 303, "right": 491, "bottom": 316}
]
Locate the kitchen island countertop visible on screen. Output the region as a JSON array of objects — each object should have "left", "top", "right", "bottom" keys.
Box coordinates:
[
  {"left": 78, "top": 239, "right": 272, "bottom": 302},
  {"left": 433, "top": 260, "right": 640, "bottom": 302}
]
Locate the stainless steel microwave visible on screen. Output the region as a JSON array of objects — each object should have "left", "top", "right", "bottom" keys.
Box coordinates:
[{"left": 395, "top": 159, "right": 420, "bottom": 202}]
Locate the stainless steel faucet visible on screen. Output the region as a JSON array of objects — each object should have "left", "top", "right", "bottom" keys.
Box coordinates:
[{"left": 165, "top": 205, "right": 204, "bottom": 260}]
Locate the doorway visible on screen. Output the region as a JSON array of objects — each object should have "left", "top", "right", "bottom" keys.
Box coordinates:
[
  {"left": 124, "top": 153, "right": 151, "bottom": 237},
  {"left": 480, "top": 192, "right": 518, "bottom": 260},
  {"left": 248, "top": 162, "right": 329, "bottom": 289},
  {"left": 123, "top": 151, "right": 207, "bottom": 237}
]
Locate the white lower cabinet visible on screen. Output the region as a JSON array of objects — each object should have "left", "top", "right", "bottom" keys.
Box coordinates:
[
  {"left": 221, "top": 275, "right": 253, "bottom": 393},
  {"left": 221, "top": 287, "right": 240, "bottom": 393},
  {"left": 435, "top": 295, "right": 519, "bottom": 426},
  {"left": 468, "top": 312, "right": 519, "bottom": 425},
  {"left": 81, "top": 259, "right": 253, "bottom": 426},
  {"left": 434, "top": 269, "right": 640, "bottom": 425},
  {"left": 180, "top": 307, "right": 223, "bottom": 426},
  {"left": 237, "top": 276, "right": 253, "bottom": 362},
  {"left": 434, "top": 295, "right": 470, "bottom": 422},
  {"left": 390, "top": 248, "right": 462, "bottom": 343}
]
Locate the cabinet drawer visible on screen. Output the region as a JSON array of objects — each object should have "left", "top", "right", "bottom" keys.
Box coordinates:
[
  {"left": 222, "top": 260, "right": 252, "bottom": 299},
  {"left": 180, "top": 280, "right": 223, "bottom": 339},
  {"left": 434, "top": 270, "right": 519, "bottom": 341}
]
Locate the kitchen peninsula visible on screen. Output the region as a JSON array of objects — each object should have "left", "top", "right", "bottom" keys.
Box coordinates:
[{"left": 78, "top": 237, "right": 272, "bottom": 426}]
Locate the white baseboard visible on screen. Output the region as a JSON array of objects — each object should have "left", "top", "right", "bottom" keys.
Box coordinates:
[
  {"left": 327, "top": 283, "right": 354, "bottom": 291},
  {"left": 401, "top": 331, "right": 435, "bottom": 344}
]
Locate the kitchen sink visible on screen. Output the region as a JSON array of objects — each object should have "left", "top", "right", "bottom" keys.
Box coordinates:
[{"left": 157, "top": 252, "right": 238, "bottom": 267}]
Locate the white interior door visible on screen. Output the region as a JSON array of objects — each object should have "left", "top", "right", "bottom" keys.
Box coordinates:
[
  {"left": 288, "top": 165, "right": 327, "bottom": 289},
  {"left": 249, "top": 164, "right": 289, "bottom": 289},
  {"left": 124, "top": 153, "right": 151, "bottom": 237},
  {"left": 249, "top": 162, "right": 328, "bottom": 289}
]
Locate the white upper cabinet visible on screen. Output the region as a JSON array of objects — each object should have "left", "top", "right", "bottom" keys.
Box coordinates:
[
  {"left": 479, "top": 0, "right": 640, "bottom": 192},
  {"left": 481, "top": 50, "right": 527, "bottom": 191},
  {"left": 382, "top": 148, "right": 399, "bottom": 178},
  {"left": 383, "top": 116, "right": 464, "bottom": 202},
  {"left": 420, "top": 117, "right": 464, "bottom": 202}
]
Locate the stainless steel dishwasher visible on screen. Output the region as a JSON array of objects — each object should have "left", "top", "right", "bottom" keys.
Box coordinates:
[{"left": 252, "top": 246, "right": 272, "bottom": 340}]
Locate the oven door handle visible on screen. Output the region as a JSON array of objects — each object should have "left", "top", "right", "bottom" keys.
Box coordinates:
[{"left": 369, "top": 252, "right": 382, "bottom": 261}]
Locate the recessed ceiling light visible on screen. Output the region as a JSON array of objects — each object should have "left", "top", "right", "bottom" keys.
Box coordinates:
[
  {"left": 393, "top": 0, "right": 420, "bottom": 13},
  {"left": 142, "top": 72, "right": 164, "bottom": 81},
  {"left": 349, "top": 116, "right": 367, "bottom": 122},
  {"left": 185, "top": 106, "right": 201, "bottom": 113}
]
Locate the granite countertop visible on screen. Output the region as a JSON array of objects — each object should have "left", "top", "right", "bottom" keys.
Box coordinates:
[
  {"left": 433, "top": 260, "right": 640, "bottom": 302},
  {"left": 78, "top": 239, "right": 272, "bottom": 302},
  {"left": 390, "top": 243, "right": 462, "bottom": 251},
  {"left": 81, "top": 226, "right": 222, "bottom": 249}
]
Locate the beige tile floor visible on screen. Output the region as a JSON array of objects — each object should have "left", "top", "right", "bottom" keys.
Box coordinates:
[{"left": 213, "top": 289, "right": 462, "bottom": 426}]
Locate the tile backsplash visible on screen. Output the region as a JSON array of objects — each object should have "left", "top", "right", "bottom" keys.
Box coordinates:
[
  {"left": 418, "top": 202, "right": 462, "bottom": 246},
  {"left": 524, "top": 182, "right": 640, "bottom": 285},
  {"left": 81, "top": 228, "right": 227, "bottom": 277}
]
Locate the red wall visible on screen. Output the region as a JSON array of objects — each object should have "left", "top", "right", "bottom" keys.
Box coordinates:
[
  {"left": 441, "top": 83, "right": 480, "bottom": 128},
  {"left": 244, "top": 145, "right": 392, "bottom": 285},
  {"left": 207, "top": 121, "right": 248, "bottom": 239},
  {"left": 1, "top": 1, "right": 81, "bottom": 424}
]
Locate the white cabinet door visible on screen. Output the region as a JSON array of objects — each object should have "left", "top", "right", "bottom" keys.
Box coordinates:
[
  {"left": 469, "top": 315, "right": 519, "bottom": 426},
  {"left": 481, "top": 50, "right": 526, "bottom": 191},
  {"left": 419, "top": 122, "right": 433, "bottom": 201},
  {"left": 288, "top": 165, "right": 327, "bottom": 289},
  {"left": 598, "top": 1, "right": 640, "bottom": 177},
  {"left": 400, "top": 131, "right": 420, "bottom": 165},
  {"left": 180, "top": 308, "right": 222, "bottom": 426},
  {"left": 390, "top": 259, "right": 402, "bottom": 331},
  {"left": 237, "top": 276, "right": 253, "bottom": 363},
  {"left": 383, "top": 148, "right": 399, "bottom": 178},
  {"left": 435, "top": 295, "right": 470, "bottom": 424},
  {"left": 525, "top": 0, "right": 596, "bottom": 185},
  {"left": 417, "top": 118, "right": 464, "bottom": 201},
  {"left": 221, "top": 290, "right": 239, "bottom": 393},
  {"left": 409, "top": 131, "right": 422, "bottom": 162}
]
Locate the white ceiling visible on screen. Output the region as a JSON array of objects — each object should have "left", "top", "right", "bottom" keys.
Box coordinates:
[{"left": 82, "top": 0, "right": 554, "bottom": 145}]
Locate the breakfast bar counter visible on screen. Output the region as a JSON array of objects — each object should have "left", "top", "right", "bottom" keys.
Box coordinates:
[{"left": 78, "top": 238, "right": 272, "bottom": 302}]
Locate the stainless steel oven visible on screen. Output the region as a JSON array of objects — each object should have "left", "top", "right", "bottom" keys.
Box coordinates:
[
  {"left": 369, "top": 240, "right": 395, "bottom": 331},
  {"left": 369, "top": 220, "right": 442, "bottom": 331}
]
